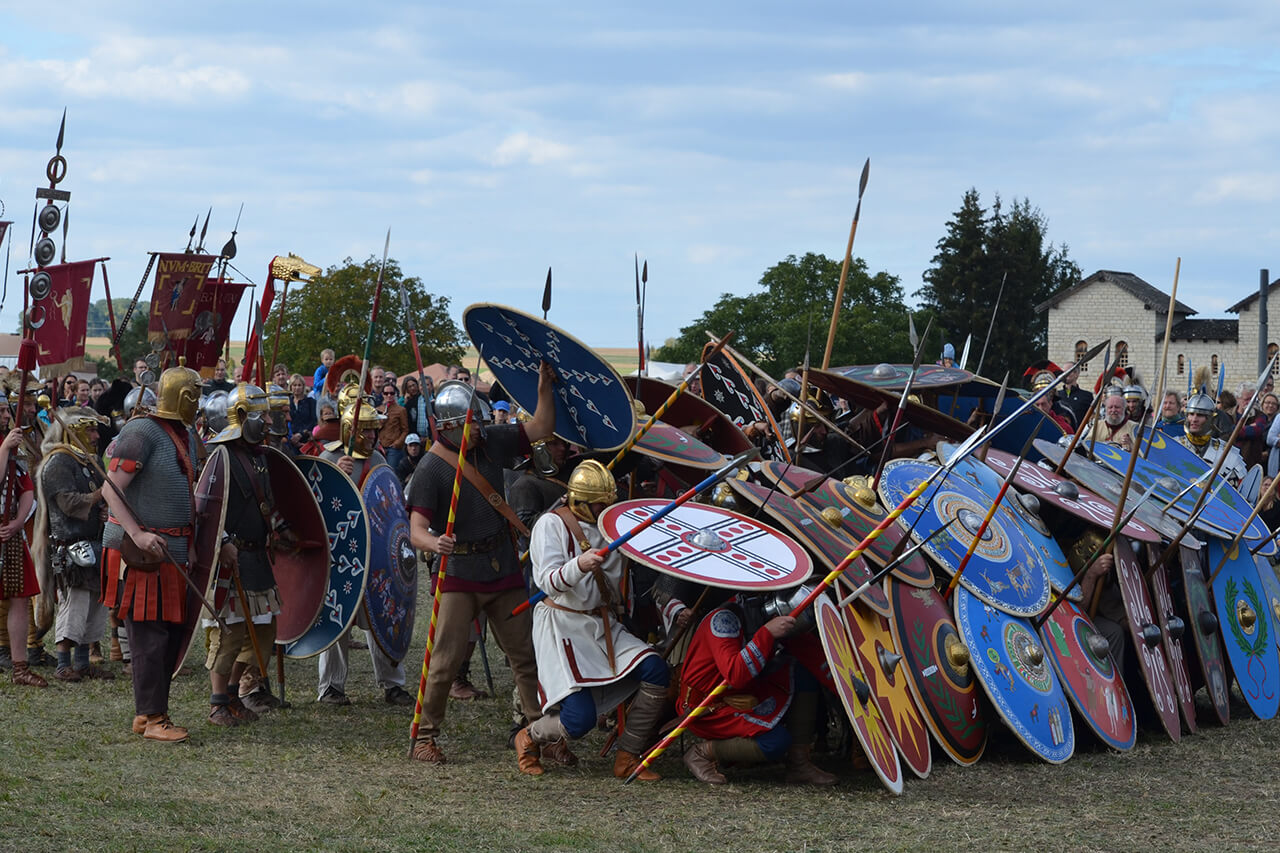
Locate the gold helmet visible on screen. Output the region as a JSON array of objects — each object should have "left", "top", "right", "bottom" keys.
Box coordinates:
[
  {"left": 155, "top": 365, "right": 202, "bottom": 426},
  {"left": 60, "top": 406, "right": 107, "bottom": 452},
  {"left": 567, "top": 459, "right": 617, "bottom": 522},
  {"left": 786, "top": 389, "right": 834, "bottom": 429},
  {"left": 209, "top": 383, "right": 269, "bottom": 444},
  {"left": 340, "top": 401, "right": 386, "bottom": 459},
  {"left": 1065, "top": 529, "right": 1108, "bottom": 575}
]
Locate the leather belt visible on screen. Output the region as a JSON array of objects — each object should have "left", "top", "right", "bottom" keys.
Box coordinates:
[
  {"left": 229, "top": 535, "right": 266, "bottom": 552},
  {"left": 452, "top": 533, "right": 503, "bottom": 555},
  {"left": 108, "top": 517, "right": 193, "bottom": 537}
]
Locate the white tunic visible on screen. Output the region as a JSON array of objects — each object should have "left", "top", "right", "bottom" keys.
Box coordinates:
[{"left": 530, "top": 509, "right": 653, "bottom": 710}]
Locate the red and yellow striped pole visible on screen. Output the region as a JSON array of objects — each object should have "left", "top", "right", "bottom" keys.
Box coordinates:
[{"left": 408, "top": 407, "right": 475, "bottom": 750}]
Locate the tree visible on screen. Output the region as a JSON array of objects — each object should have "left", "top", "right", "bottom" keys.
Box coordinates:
[
  {"left": 89, "top": 298, "right": 150, "bottom": 380},
  {"left": 916, "top": 190, "right": 1080, "bottom": 380},
  {"left": 262, "top": 256, "right": 465, "bottom": 380},
  {"left": 654, "top": 253, "right": 913, "bottom": 376}
]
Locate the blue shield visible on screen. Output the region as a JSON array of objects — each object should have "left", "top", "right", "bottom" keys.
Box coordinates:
[
  {"left": 361, "top": 464, "right": 417, "bottom": 664},
  {"left": 1208, "top": 538, "right": 1280, "bottom": 720}
]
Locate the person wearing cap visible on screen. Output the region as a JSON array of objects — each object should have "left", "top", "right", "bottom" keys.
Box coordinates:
[
  {"left": 492, "top": 400, "right": 511, "bottom": 425},
  {"left": 398, "top": 432, "right": 423, "bottom": 484},
  {"left": 938, "top": 343, "right": 956, "bottom": 368},
  {"left": 1122, "top": 384, "right": 1151, "bottom": 430},
  {"left": 1181, "top": 387, "right": 1247, "bottom": 485}
]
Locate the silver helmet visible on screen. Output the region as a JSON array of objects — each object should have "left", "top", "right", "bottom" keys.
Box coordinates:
[
  {"left": 433, "top": 379, "right": 492, "bottom": 446},
  {"left": 123, "top": 385, "right": 157, "bottom": 419},
  {"left": 201, "top": 391, "right": 229, "bottom": 436},
  {"left": 1185, "top": 391, "right": 1216, "bottom": 416},
  {"left": 266, "top": 383, "right": 290, "bottom": 437},
  {"left": 209, "top": 383, "right": 270, "bottom": 444}
]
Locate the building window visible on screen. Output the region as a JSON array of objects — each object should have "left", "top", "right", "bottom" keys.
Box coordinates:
[
  {"left": 1115, "top": 341, "right": 1128, "bottom": 369},
  {"left": 1270, "top": 344, "right": 1279, "bottom": 376},
  {"left": 1177, "top": 354, "right": 1184, "bottom": 375},
  {"left": 1074, "top": 340, "right": 1088, "bottom": 373},
  {"left": 1212, "top": 354, "right": 1219, "bottom": 374}
]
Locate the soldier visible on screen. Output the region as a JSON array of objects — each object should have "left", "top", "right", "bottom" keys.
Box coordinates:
[
  {"left": 35, "top": 408, "right": 114, "bottom": 683},
  {"left": 1123, "top": 383, "right": 1151, "bottom": 430},
  {"left": 1089, "top": 389, "right": 1136, "bottom": 450},
  {"left": 1178, "top": 389, "right": 1246, "bottom": 485},
  {"left": 101, "top": 365, "right": 203, "bottom": 742},
  {"left": 407, "top": 366, "right": 557, "bottom": 764},
  {"left": 516, "top": 460, "right": 670, "bottom": 780}
]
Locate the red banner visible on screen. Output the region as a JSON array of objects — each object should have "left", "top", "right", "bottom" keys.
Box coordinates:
[
  {"left": 239, "top": 277, "right": 276, "bottom": 383},
  {"left": 0, "top": 221, "right": 10, "bottom": 245},
  {"left": 31, "top": 259, "right": 97, "bottom": 373},
  {"left": 148, "top": 252, "right": 217, "bottom": 343},
  {"left": 183, "top": 277, "right": 250, "bottom": 372}
]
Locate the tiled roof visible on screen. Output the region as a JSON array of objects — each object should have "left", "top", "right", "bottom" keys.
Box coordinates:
[
  {"left": 1158, "top": 318, "right": 1238, "bottom": 342},
  {"left": 1036, "top": 270, "right": 1197, "bottom": 315}
]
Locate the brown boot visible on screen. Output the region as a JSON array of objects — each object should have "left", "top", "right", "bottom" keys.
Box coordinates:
[
  {"left": 613, "top": 750, "right": 661, "bottom": 782},
  {"left": 132, "top": 715, "right": 148, "bottom": 735},
  {"left": 541, "top": 738, "right": 579, "bottom": 767},
  {"left": 73, "top": 665, "right": 116, "bottom": 681},
  {"left": 54, "top": 666, "right": 83, "bottom": 683},
  {"left": 683, "top": 741, "right": 726, "bottom": 785},
  {"left": 411, "top": 737, "right": 446, "bottom": 764},
  {"left": 227, "top": 694, "right": 259, "bottom": 724},
  {"left": 514, "top": 727, "right": 544, "bottom": 776},
  {"left": 11, "top": 662, "right": 48, "bottom": 688},
  {"left": 110, "top": 636, "right": 124, "bottom": 662},
  {"left": 143, "top": 714, "right": 189, "bottom": 742},
  {"left": 785, "top": 745, "right": 838, "bottom": 786},
  {"left": 208, "top": 704, "right": 239, "bottom": 727}
]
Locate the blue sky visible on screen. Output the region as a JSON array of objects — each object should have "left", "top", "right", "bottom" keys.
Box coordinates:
[{"left": 3, "top": 2, "right": 1280, "bottom": 361}]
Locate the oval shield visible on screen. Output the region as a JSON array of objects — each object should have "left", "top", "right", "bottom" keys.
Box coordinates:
[
  {"left": 625, "top": 375, "right": 753, "bottom": 459},
  {"left": 727, "top": 478, "right": 889, "bottom": 615},
  {"left": 813, "top": 595, "right": 903, "bottom": 795},
  {"left": 285, "top": 456, "right": 371, "bottom": 659},
  {"left": 806, "top": 369, "right": 974, "bottom": 443},
  {"left": 1090, "top": 442, "right": 1241, "bottom": 539},
  {"left": 360, "top": 464, "right": 417, "bottom": 663},
  {"left": 187, "top": 444, "right": 229, "bottom": 677},
  {"left": 1180, "top": 545, "right": 1231, "bottom": 726},
  {"left": 1208, "top": 537, "right": 1280, "bottom": 720},
  {"left": 631, "top": 420, "right": 726, "bottom": 470},
  {"left": 263, "top": 446, "right": 329, "bottom": 644},
  {"left": 597, "top": 500, "right": 811, "bottom": 591},
  {"left": 842, "top": 596, "right": 933, "bottom": 778},
  {"left": 878, "top": 459, "right": 1051, "bottom": 618},
  {"left": 1038, "top": 597, "right": 1137, "bottom": 751},
  {"left": 1113, "top": 538, "right": 1182, "bottom": 740},
  {"left": 837, "top": 363, "right": 973, "bottom": 389},
  {"left": 887, "top": 579, "right": 987, "bottom": 765},
  {"left": 1145, "top": 544, "right": 1198, "bottom": 733},
  {"left": 463, "top": 303, "right": 636, "bottom": 452},
  {"left": 953, "top": 585, "right": 1074, "bottom": 764},
  {"left": 697, "top": 346, "right": 789, "bottom": 463}
]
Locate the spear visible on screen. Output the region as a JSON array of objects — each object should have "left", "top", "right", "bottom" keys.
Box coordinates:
[
  {"left": 634, "top": 256, "right": 645, "bottom": 375},
  {"left": 871, "top": 315, "right": 932, "bottom": 489},
  {"left": 541, "top": 266, "right": 552, "bottom": 320},
  {"left": 345, "top": 230, "right": 392, "bottom": 457},
  {"left": 195, "top": 207, "right": 211, "bottom": 253},
  {"left": 975, "top": 272, "right": 1006, "bottom": 376},
  {"left": 1143, "top": 258, "right": 1181, "bottom": 460},
  {"left": 183, "top": 215, "right": 198, "bottom": 253},
  {"left": 821, "top": 158, "right": 870, "bottom": 370},
  {"left": 958, "top": 333, "right": 972, "bottom": 372}
]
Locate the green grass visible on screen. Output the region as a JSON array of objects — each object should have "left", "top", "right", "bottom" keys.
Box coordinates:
[{"left": 2, "top": 607, "right": 1279, "bottom": 852}]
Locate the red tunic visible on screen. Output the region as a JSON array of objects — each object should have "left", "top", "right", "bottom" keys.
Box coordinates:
[{"left": 0, "top": 469, "right": 37, "bottom": 600}]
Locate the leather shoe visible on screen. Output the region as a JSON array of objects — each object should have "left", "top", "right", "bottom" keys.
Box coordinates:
[
  {"left": 54, "top": 666, "right": 83, "bottom": 683},
  {"left": 89, "top": 642, "right": 104, "bottom": 665},
  {"left": 11, "top": 662, "right": 48, "bottom": 688},
  {"left": 542, "top": 737, "right": 579, "bottom": 767},
  {"left": 239, "top": 690, "right": 277, "bottom": 715},
  {"left": 449, "top": 677, "right": 487, "bottom": 701},
  {"left": 26, "top": 647, "right": 54, "bottom": 667},
  {"left": 73, "top": 665, "right": 116, "bottom": 681},
  {"left": 411, "top": 737, "right": 446, "bottom": 764},
  {"left": 132, "top": 715, "right": 148, "bottom": 735},
  {"left": 614, "top": 749, "right": 660, "bottom": 781},
  {"left": 318, "top": 686, "right": 352, "bottom": 706},
  {"left": 144, "top": 714, "right": 189, "bottom": 742},
  {"left": 683, "top": 741, "right": 726, "bottom": 785},
  {"left": 227, "top": 695, "right": 259, "bottom": 723},
  {"left": 514, "top": 727, "right": 544, "bottom": 776},
  {"left": 208, "top": 704, "right": 240, "bottom": 727},
  {"left": 384, "top": 686, "right": 415, "bottom": 707}
]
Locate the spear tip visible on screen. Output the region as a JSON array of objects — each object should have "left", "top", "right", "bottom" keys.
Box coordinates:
[{"left": 56, "top": 107, "right": 67, "bottom": 152}]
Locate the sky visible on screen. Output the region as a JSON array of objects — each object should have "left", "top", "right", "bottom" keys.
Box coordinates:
[{"left": 3, "top": 1, "right": 1280, "bottom": 364}]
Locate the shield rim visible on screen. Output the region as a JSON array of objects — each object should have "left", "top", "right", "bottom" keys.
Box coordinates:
[
  {"left": 835, "top": 363, "right": 973, "bottom": 389},
  {"left": 263, "top": 445, "right": 330, "bottom": 644}
]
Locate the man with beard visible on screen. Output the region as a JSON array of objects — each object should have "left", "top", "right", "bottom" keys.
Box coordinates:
[{"left": 1089, "top": 390, "right": 1136, "bottom": 450}]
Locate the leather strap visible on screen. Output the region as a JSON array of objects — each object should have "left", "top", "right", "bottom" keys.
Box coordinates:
[{"left": 428, "top": 442, "right": 530, "bottom": 537}]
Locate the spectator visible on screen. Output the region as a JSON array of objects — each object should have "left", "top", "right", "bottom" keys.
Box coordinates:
[
  {"left": 398, "top": 433, "right": 424, "bottom": 484},
  {"left": 204, "top": 358, "right": 236, "bottom": 394},
  {"left": 311, "top": 348, "right": 335, "bottom": 400},
  {"left": 402, "top": 376, "right": 430, "bottom": 439},
  {"left": 288, "top": 373, "right": 317, "bottom": 450},
  {"left": 378, "top": 381, "right": 409, "bottom": 471},
  {"left": 272, "top": 363, "right": 290, "bottom": 389},
  {"left": 493, "top": 400, "right": 511, "bottom": 425}
]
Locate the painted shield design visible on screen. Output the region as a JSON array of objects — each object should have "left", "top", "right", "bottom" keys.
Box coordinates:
[
  {"left": 1091, "top": 442, "right": 1240, "bottom": 539},
  {"left": 626, "top": 374, "right": 753, "bottom": 460},
  {"left": 597, "top": 500, "right": 811, "bottom": 591},
  {"left": 806, "top": 369, "right": 974, "bottom": 443},
  {"left": 698, "top": 347, "right": 789, "bottom": 463},
  {"left": 1208, "top": 538, "right": 1280, "bottom": 720},
  {"left": 1180, "top": 545, "right": 1230, "bottom": 726},
  {"left": 842, "top": 595, "right": 933, "bottom": 778},
  {"left": 982, "top": 447, "right": 1160, "bottom": 544},
  {"left": 1145, "top": 545, "right": 1197, "bottom": 733},
  {"left": 755, "top": 461, "right": 933, "bottom": 588},
  {"left": 1038, "top": 597, "right": 1137, "bottom": 751},
  {"left": 1135, "top": 431, "right": 1274, "bottom": 557},
  {"left": 285, "top": 456, "right": 371, "bottom": 659},
  {"left": 836, "top": 363, "right": 972, "bottom": 389},
  {"left": 938, "top": 443, "right": 1080, "bottom": 602},
  {"left": 953, "top": 586, "right": 1074, "bottom": 764},
  {"left": 463, "top": 303, "right": 636, "bottom": 452},
  {"left": 878, "top": 459, "right": 1051, "bottom": 618},
  {"left": 360, "top": 464, "right": 417, "bottom": 663},
  {"left": 813, "top": 595, "right": 903, "bottom": 795},
  {"left": 887, "top": 579, "right": 987, "bottom": 766},
  {"left": 632, "top": 420, "right": 725, "bottom": 470},
  {"left": 1113, "top": 538, "right": 1182, "bottom": 741},
  {"left": 263, "top": 446, "right": 330, "bottom": 644},
  {"left": 186, "top": 444, "right": 228, "bottom": 677},
  {"left": 728, "top": 478, "right": 889, "bottom": 615}
]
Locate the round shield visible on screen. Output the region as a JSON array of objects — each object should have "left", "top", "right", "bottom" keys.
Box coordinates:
[
  {"left": 813, "top": 595, "right": 903, "bottom": 795},
  {"left": 878, "top": 459, "right": 1051, "bottom": 618},
  {"left": 1035, "top": 440, "right": 1188, "bottom": 542},
  {"left": 463, "top": 303, "right": 636, "bottom": 452},
  {"left": 1207, "top": 537, "right": 1280, "bottom": 720},
  {"left": 937, "top": 443, "right": 1080, "bottom": 603},
  {"left": 1179, "top": 544, "right": 1231, "bottom": 726},
  {"left": 698, "top": 347, "right": 789, "bottom": 463},
  {"left": 263, "top": 446, "right": 329, "bottom": 644},
  {"left": 285, "top": 456, "right": 371, "bottom": 659},
  {"left": 982, "top": 448, "right": 1160, "bottom": 544},
  {"left": 806, "top": 369, "right": 974, "bottom": 442},
  {"left": 837, "top": 363, "right": 973, "bottom": 389},
  {"left": 728, "top": 478, "right": 889, "bottom": 615},
  {"left": 360, "top": 464, "right": 417, "bottom": 663},
  {"left": 1135, "top": 431, "right": 1274, "bottom": 557},
  {"left": 842, "top": 596, "right": 932, "bottom": 778},
  {"left": 756, "top": 461, "right": 933, "bottom": 588},
  {"left": 1113, "top": 537, "right": 1182, "bottom": 740},
  {"left": 1037, "top": 596, "right": 1137, "bottom": 751},
  {"left": 886, "top": 579, "right": 987, "bottom": 765},
  {"left": 632, "top": 420, "right": 726, "bottom": 470},
  {"left": 186, "top": 444, "right": 229, "bottom": 677},
  {"left": 597, "top": 499, "right": 811, "bottom": 591},
  {"left": 1090, "top": 442, "right": 1241, "bottom": 539},
  {"left": 953, "top": 585, "right": 1074, "bottom": 763},
  {"left": 33, "top": 236, "right": 56, "bottom": 267},
  {"left": 625, "top": 375, "right": 753, "bottom": 459},
  {"left": 28, "top": 271, "right": 52, "bottom": 301},
  {"left": 37, "top": 202, "right": 61, "bottom": 234},
  {"left": 1144, "top": 544, "right": 1197, "bottom": 734}
]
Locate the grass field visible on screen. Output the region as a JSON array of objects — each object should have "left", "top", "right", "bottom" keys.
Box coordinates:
[{"left": 2, "top": 580, "right": 1278, "bottom": 853}]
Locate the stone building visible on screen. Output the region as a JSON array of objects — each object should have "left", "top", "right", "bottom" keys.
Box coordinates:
[{"left": 1037, "top": 270, "right": 1278, "bottom": 397}]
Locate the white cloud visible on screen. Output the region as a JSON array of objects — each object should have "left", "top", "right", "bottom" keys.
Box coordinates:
[{"left": 491, "top": 132, "right": 575, "bottom": 167}]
